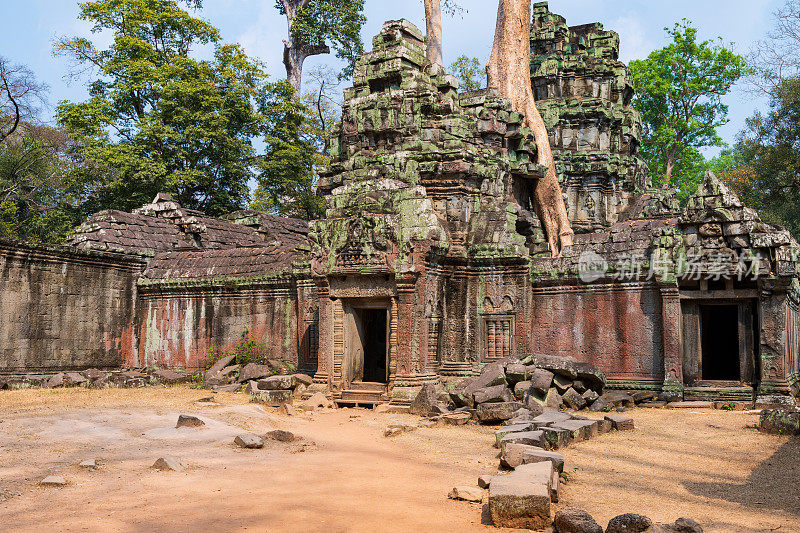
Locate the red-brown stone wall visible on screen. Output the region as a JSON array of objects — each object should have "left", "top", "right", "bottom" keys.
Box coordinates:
[{"left": 528, "top": 283, "right": 665, "bottom": 382}]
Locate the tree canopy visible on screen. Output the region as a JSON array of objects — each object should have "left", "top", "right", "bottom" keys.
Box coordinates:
[
  {"left": 449, "top": 56, "right": 484, "bottom": 92},
  {"left": 276, "top": 0, "right": 366, "bottom": 91},
  {"left": 55, "top": 0, "right": 270, "bottom": 216},
  {"left": 630, "top": 21, "right": 749, "bottom": 198}
]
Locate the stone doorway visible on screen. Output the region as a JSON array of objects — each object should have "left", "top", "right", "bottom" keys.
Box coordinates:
[
  {"left": 343, "top": 301, "right": 390, "bottom": 388},
  {"left": 700, "top": 304, "right": 740, "bottom": 381}
]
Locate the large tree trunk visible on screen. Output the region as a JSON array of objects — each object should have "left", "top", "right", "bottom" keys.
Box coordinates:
[
  {"left": 424, "top": 0, "right": 444, "bottom": 72},
  {"left": 486, "top": 0, "right": 573, "bottom": 256},
  {"left": 280, "top": 0, "right": 329, "bottom": 92}
]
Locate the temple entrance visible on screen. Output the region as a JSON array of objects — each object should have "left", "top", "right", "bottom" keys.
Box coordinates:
[
  {"left": 700, "top": 305, "right": 740, "bottom": 381},
  {"left": 343, "top": 302, "right": 389, "bottom": 387}
]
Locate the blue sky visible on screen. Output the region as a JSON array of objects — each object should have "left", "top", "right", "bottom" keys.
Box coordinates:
[{"left": 0, "top": 0, "right": 786, "bottom": 152}]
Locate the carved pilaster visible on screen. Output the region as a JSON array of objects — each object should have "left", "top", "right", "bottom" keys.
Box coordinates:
[
  {"left": 312, "top": 281, "right": 331, "bottom": 387},
  {"left": 660, "top": 286, "right": 683, "bottom": 401}
]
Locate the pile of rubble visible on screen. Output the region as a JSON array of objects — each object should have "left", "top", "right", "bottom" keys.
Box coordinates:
[
  {"left": 0, "top": 367, "right": 194, "bottom": 389},
  {"left": 759, "top": 408, "right": 800, "bottom": 435}
]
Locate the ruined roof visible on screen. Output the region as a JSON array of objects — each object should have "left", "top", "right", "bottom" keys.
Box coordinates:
[
  {"left": 140, "top": 242, "right": 308, "bottom": 284},
  {"left": 68, "top": 195, "right": 309, "bottom": 256}
]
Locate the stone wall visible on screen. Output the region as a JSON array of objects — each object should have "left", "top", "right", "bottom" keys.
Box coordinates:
[
  {"left": 529, "top": 283, "right": 665, "bottom": 384},
  {"left": 135, "top": 280, "right": 316, "bottom": 372},
  {"left": 0, "top": 239, "right": 146, "bottom": 372}
]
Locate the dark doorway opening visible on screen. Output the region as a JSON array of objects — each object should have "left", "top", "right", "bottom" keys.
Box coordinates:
[
  {"left": 700, "top": 305, "right": 740, "bottom": 381},
  {"left": 359, "top": 308, "right": 388, "bottom": 383}
]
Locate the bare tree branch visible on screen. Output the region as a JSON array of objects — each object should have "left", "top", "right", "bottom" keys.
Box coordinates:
[{"left": 0, "top": 57, "right": 48, "bottom": 143}]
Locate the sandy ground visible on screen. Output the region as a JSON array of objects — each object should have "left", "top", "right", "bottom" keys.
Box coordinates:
[{"left": 0, "top": 388, "right": 797, "bottom": 533}]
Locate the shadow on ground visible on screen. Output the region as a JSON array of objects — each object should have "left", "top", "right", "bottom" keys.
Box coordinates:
[{"left": 683, "top": 437, "right": 800, "bottom": 516}]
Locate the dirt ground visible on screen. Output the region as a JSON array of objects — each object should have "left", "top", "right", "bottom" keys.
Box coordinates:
[{"left": 0, "top": 388, "right": 797, "bottom": 533}]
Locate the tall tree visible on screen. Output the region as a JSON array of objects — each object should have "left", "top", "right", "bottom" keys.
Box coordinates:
[
  {"left": 486, "top": 0, "right": 572, "bottom": 256},
  {"left": 55, "top": 0, "right": 268, "bottom": 216},
  {"left": 422, "top": 0, "right": 464, "bottom": 72},
  {"left": 0, "top": 57, "right": 47, "bottom": 143},
  {"left": 0, "top": 124, "right": 82, "bottom": 243},
  {"left": 275, "top": 0, "right": 366, "bottom": 91},
  {"left": 630, "top": 21, "right": 749, "bottom": 187},
  {"left": 449, "top": 55, "right": 483, "bottom": 91}
]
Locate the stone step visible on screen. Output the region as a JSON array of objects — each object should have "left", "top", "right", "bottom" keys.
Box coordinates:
[{"left": 347, "top": 381, "right": 387, "bottom": 392}]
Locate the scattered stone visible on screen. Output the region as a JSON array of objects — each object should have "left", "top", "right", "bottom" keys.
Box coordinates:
[
  {"left": 448, "top": 486, "right": 483, "bottom": 502},
  {"left": 521, "top": 448, "right": 565, "bottom": 473},
  {"left": 417, "top": 418, "right": 438, "bottom": 428},
  {"left": 604, "top": 414, "right": 634, "bottom": 431},
  {"left": 443, "top": 412, "right": 471, "bottom": 425},
  {"left": 153, "top": 369, "right": 189, "bottom": 384},
  {"left": 464, "top": 363, "right": 507, "bottom": 396},
  {"left": 197, "top": 396, "right": 215, "bottom": 403},
  {"left": 571, "top": 380, "right": 587, "bottom": 394},
  {"left": 501, "top": 443, "right": 543, "bottom": 469},
  {"left": 206, "top": 354, "right": 236, "bottom": 376},
  {"left": 234, "top": 435, "right": 264, "bottom": 449},
  {"left": 553, "top": 374, "right": 573, "bottom": 393},
  {"left": 250, "top": 389, "right": 293, "bottom": 406},
  {"left": 602, "top": 391, "right": 634, "bottom": 408},
  {"left": 281, "top": 403, "right": 297, "bottom": 416},
  {"left": 264, "top": 429, "right": 297, "bottom": 442},
  {"left": 504, "top": 364, "right": 528, "bottom": 385},
  {"left": 554, "top": 508, "right": 603, "bottom": 533},
  {"left": 292, "top": 373, "right": 314, "bottom": 387},
  {"left": 474, "top": 384, "right": 513, "bottom": 404},
  {"left": 499, "top": 431, "right": 544, "bottom": 454},
  {"left": 514, "top": 380, "right": 532, "bottom": 400},
  {"left": 641, "top": 400, "right": 667, "bottom": 409},
  {"left": 489, "top": 461, "right": 552, "bottom": 530},
  {"left": 40, "top": 475, "right": 67, "bottom": 486},
  {"left": 495, "top": 423, "right": 534, "bottom": 448},
  {"left": 631, "top": 390, "right": 657, "bottom": 403},
  {"left": 244, "top": 380, "right": 261, "bottom": 396},
  {"left": 588, "top": 397, "right": 609, "bottom": 412},
  {"left": 238, "top": 363, "right": 272, "bottom": 383},
  {"left": 540, "top": 427, "right": 570, "bottom": 450},
  {"left": 257, "top": 375, "right": 294, "bottom": 390},
  {"left": 79, "top": 459, "right": 98, "bottom": 469},
  {"left": 553, "top": 419, "right": 599, "bottom": 442},
  {"left": 46, "top": 373, "right": 65, "bottom": 388},
  {"left": 477, "top": 475, "right": 493, "bottom": 489},
  {"left": 531, "top": 411, "right": 572, "bottom": 428},
  {"left": 606, "top": 513, "right": 653, "bottom": 533},
  {"left": 667, "top": 401, "right": 714, "bottom": 409},
  {"left": 152, "top": 457, "right": 185, "bottom": 472},
  {"left": 213, "top": 383, "right": 240, "bottom": 393},
  {"left": 581, "top": 389, "right": 599, "bottom": 404},
  {"left": 597, "top": 419, "right": 613, "bottom": 434},
  {"left": 384, "top": 426, "right": 403, "bottom": 437},
  {"left": 759, "top": 409, "right": 800, "bottom": 435},
  {"left": 409, "top": 383, "right": 438, "bottom": 416},
  {"left": 476, "top": 401, "right": 523, "bottom": 423},
  {"left": 562, "top": 387, "right": 587, "bottom": 410},
  {"left": 175, "top": 414, "right": 204, "bottom": 428},
  {"left": 302, "top": 392, "right": 334, "bottom": 410},
  {"left": 658, "top": 518, "right": 704, "bottom": 533},
  {"left": 529, "top": 368, "right": 555, "bottom": 395}
]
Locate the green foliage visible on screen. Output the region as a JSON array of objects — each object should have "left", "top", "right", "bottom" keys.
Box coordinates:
[
  {"left": 253, "top": 81, "right": 325, "bottom": 220},
  {"left": 713, "top": 76, "right": 800, "bottom": 237},
  {"left": 0, "top": 124, "right": 83, "bottom": 242},
  {"left": 630, "top": 20, "right": 750, "bottom": 195},
  {"left": 55, "top": 0, "right": 267, "bottom": 216},
  {"left": 275, "top": 0, "right": 366, "bottom": 80},
  {"left": 449, "top": 55, "right": 484, "bottom": 92}
]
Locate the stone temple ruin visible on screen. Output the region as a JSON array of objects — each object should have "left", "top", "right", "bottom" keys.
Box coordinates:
[{"left": 1, "top": 3, "right": 799, "bottom": 407}]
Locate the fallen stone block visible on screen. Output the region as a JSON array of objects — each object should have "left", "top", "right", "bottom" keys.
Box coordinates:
[
  {"left": 476, "top": 402, "right": 522, "bottom": 423},
  {"left": 238, "top": 363, "right": 272, "bottom": 383},
  {"left": 588, "top": 396, "right": 610, "bottom": 412},
  {"left": 302, "top": 392, "right": 334, "bottom": 410},
  {"left": 448, "top": 388, "right": 473, "bottom": 408},
  {"left": 597, "top": 419, "right": 613, "bottom": 434},
  {"left": 292, "top": 373, "right": 314, "bottom": 387},
  {"left": 606, "top": 513, "right": 653, "bottom": 533},
  {"left": 257, "top": 375, "right": 294, "bottom": 390},
  {"left": 554, "top": 507, "right": 603, "bottom": 533},
  {"left": 281, "top": 403, "right": 297, "bottom": 416},
  {"left": 531, "top": 410, "right": 572, "bottom": 428},
  {"left": 250, "top": 389, "right": 293, "bottom": 406},
  {"left": 504, "top": 364, "right": 528, "bottom": 385},
  {"left": 40, "top": 475, "right": 67, "bottom": 486},
  {"left": 562, "top": 387, "right": 587, "bottom": 410},
  {"left": 499, "top": 431, "right": 543, "bottom": 454},
  {"left": 448, "top": 486, "right": 483, "bottom": 502},
  {"left": 525, "top": 354, "right": 606, "bottom": 392},
  {"left": 464, "top": 363, "right": 507, "bottom": 395},
  {"left": 631, "top": 390, "right": 657, "bottom": 403},
  {"left": 477, "top": 475, "right": 493, "bottom": 489},
  {"left": 571, "top": 380, "right": 587, "bottom": 394},
  {"left": 667, "top": 401, "right": 714, "bottom": 409},
  {"left": 513, "top": 380, "right": 532, "bottom": 400},
  {"left": 550, "top": 467, "right": 559, "bottom": 502},
  {"left": 409, "top": 383, "right": 438, "bottom": 416},
  {"left": 501, "top": 443, "right": 543, "bottom": 469},
  {"left": 601, "top": 391, "right": 634, "bottom": 408},
  {"left": 540, "top": 427, "right": 570, "bottom": 450},
  {"left": 78, "top": 459, "right": 98, "bottom": 469},
  {"left": 152, "top": 457, "right": 185, "bottom": 472},
  {"left": 489, "top": 462, "right": 552, "bottom": 530},
  {"left": 582, "top": 389, "right": 599, "bottom": 404},
  {"left": 657, "top": 517, "right": 704, "bottom": 532},
  {"left": 528, "top": 368, "right": 555, "bottom": 395},
  {"left": 206, "top": 354, "right": 236, "bottom": 376},
  {"left": 759, "top": 409, "right": 800, "bottom": 435},
  {"left": 153, "top": 369, "right": 190, "bottom": 384},
  {"left": 521, "top": 448, "right": 564, "bottom": 473},
  {"left": 234, "top": 435, "right": 264, "bottom": 449},
  {"left": 213, "top": 383, "right": 241, "bottom": 393},
  {"left": 474, "top": 384, "right": 513, "bottom": 404},
  {"left": 552, "top": 419, "right": 599, "bottom": 442},
  {"left": 264, "top": 430, "right": 297, "bottom": 442},
  {"left": 495, "top": 423, "right": 534, "bottom": 448},
  {"left": 604, "top": 414, "right": 634, "bottom": 431},
  {"left": 175, "top": 415, "right": 204, "bottom": 428},
  {"left": 553, "top": 374, "right": 573, "bottom": 393},
  {"left": 443, "top": 412, "right": 472, "bottom": 425},
  {"left": 46, "top": 373, "right": 65, "bottom": 388}
]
